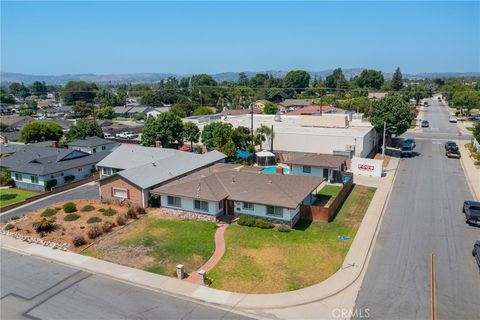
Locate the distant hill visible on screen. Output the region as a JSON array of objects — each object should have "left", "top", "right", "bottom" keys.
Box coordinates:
[{"left": 1, "top": 69, "right": 479, "bottom": 85}]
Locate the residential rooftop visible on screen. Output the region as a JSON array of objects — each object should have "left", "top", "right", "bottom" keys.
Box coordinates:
[{"left": 68, "top": 136, "right": 118, "bottom": 148}]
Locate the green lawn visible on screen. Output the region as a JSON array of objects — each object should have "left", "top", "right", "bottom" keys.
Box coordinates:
[
  {"left": 208, "top": 185, "right": 376, "bottom": 293},
  {"left": 83, "top": 214, "right": 217, "bottom": 276},
  {"left": 314, "top": 184, "right": 342, "bottom": 206},
  {"left": 0, "top": 188, "right": 39, "bottom": 208},
  {"left": 466, "top": 127, "right": 474, "bottom": 132}
]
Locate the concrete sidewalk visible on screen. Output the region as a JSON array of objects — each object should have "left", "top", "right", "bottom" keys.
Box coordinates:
[
  {"left": 1, "top": 157, "right": 399, "bottom": 317},
  {"left": 458, "top": 141, "right": 480, "bottom": 200}
]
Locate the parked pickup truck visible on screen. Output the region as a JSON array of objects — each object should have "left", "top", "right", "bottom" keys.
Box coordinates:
[{"left": 463, "top": 201, "right": 480, "bottom": 226}]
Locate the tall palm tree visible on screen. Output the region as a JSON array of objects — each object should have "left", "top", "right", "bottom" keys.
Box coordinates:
[{"left": 255, "top": 125, "right": 274, "bottom": 150}]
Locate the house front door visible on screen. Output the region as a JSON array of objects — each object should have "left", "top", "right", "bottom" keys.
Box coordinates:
[
  {"left": 323, "top": 168, "right": 329, "bottom": 179},
  {"left": 227, "top": 200, "right": 235, "bottom": 215}
]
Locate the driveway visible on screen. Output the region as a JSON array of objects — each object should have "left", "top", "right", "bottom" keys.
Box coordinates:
[{"left": 0, "top": 184, "right": 99, "bottom": 222}]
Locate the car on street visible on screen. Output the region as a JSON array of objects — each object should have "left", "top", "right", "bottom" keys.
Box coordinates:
[
  {"left": 449, "top": 116, "right": 458, "bottom": 123},
  {"left": 463, "top": 201, "right": 480, "bottom": 226},
  {"left": 467, "top": 115, "right": 480, "bottom": 121},
  {"left": 445, "top": 144, "right": 461, "bottom": 158},
  {"left": 438, "top": 97, "right": 442, "bottom": 102},
  {"left": 401, "top": 143, "right": 414, "bottom": 157},
  {"left": 421, "top": 120, "right": 430, "bottom": 128},
  {"left": 423, "top": 101, "right": 428, "bottom": 106},
  {"left": 116, "top": 132, "right": 137, "bottom": 139},
  {"left": 445, "top": 141, "right": 457, "bottom": 150},
  {"left": 472, "top": 240, "right": 480, "bottom": 270},
  {"left": 104, "top": 133, "right": 114, "bottom": 139},
  {"left": 405, "top": 138, "right": 416, "bottom": 148}
]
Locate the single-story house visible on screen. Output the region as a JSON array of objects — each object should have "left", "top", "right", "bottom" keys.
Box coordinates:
[
  {"left": 0, "top": 131, "right": 21, "bottom": 143},
  {"left": 151, "top": 163, "right": 324, "bottom": 226},
  {"left": 1, "top": 145, "right": 108, "bottom": 191},
  {"left": 278, "top": 99, "right": 312, "bottom": 112},
  {"left": 96, "top": 145, "right": 226, "bottom": 208},
  {"left": 252, "top": 99, "right": 270, "bottom": 111},
  {"left": 0, "top": 105, "right": 14, "bottom": 115},
  {"left": 67, "top": 136, "right": 120, "bottom": 154},
  {"left": 0, "top": 116, "right": 34, "bottom": 131},
  {"left": 282, "top": 152, "right": 348, "bottom": 182},
  {"left": 113, "top": 105, "right": 166, "bottom": 118}
]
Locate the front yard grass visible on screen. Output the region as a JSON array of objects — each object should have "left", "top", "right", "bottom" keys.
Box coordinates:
[
  {"left": 208, "top": 185, "right": 376, "bottom": 293},
  {"left": 314, "top": 184, "right": 342, "bottom": 206},
  {"left": 0, "top": 188, "right": 39, "bottom": 208},
  {"left": 83, "top": 213, "right": 217, "bottom": 276}
]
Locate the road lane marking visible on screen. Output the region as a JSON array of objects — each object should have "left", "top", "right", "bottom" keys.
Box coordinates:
[{"left": 430, "top": 253, "right": 437, "bottom": 320}]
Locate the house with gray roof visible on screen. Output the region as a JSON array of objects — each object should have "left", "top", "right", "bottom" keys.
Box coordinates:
[
  {"left": 1, "top": 145, "right": 108, "bottom": 191},
  {"left": 67, "top": 136, "right": 120, "bottom": 154},
  {"left": 151, "top": 163, "right": 324, "bottom": 226},
  {"left": 282, "top": 152, "right": 348, "bottom": 182},
  {"left": 96, "top": 144, "right": 226, "bottom": 207}
]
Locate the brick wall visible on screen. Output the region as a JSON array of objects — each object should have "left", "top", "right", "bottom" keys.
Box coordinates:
[{"left": 99, "top": 175, "right": 143, "bottom": 207}]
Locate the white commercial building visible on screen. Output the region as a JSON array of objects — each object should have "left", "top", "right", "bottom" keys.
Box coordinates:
[{"left": 190, "top": 113, "right": 379, "bottom": 158}]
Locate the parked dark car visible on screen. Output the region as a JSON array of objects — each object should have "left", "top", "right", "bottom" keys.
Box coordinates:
[
  {"left": 467, "top": 115, "right": 480, "bottom": 121},
  {"left": 405, "top": 138, "right": 416, "bottom": 148},
  {"left": 401, "top": 144, "right": 414, "bottom": 157},
  {"left": 421, "top": 120, "right": 430, "bottom": 128},
  {"left": 473, "top": 240, "right": 480, "bottom": 270},
  {"left": 445, "top": 145, "right": 461, "bottom": 158},
  {"left": 445, "top": 141, "right": 457, "bottom": 150},
  {"left": 463, "top": 201, "right": 480, "bottom": 226}
]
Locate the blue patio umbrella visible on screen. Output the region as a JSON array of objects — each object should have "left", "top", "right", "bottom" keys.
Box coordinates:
[{"left": 236, "top": 149, "right": 252, "bottom": 159}]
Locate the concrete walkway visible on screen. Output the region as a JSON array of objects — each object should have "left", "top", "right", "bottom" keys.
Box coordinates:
[
  {"left": 458, "top": 141, "right": 480, "bottom": 200},
  {"left": 185, "top": 224, "right": 228, "bottom": 284},
  {"left": 1, "top": 157, "right": 399, "bottom": 317}
]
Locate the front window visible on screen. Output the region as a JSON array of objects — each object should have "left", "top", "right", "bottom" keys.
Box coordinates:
[
  {"left": 266, "top": 206, "right": 283, "bottom": 217},
  {"left": 113, "top": 188, "right": 128, "bottom": 199},
  {"left": 243, "top": 202, "right": 254, "bottom": 210},
  {"left": 14, "top": 173, "right": 22, "bottom": 181},
  {"left": 167, "top": 196, "right": 181, "bottom": 207},
  {"left": 194, "top": 200, "right": 209, "bottom": 212},
  {"left": 303, "top": 166, "right": 311, "bottom": 173},
  {"left": 31, "top": 176, "right": 39, "bottom": 184}
]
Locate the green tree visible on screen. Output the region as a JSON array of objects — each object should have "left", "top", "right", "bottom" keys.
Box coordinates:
[
  {"left": 72, "top": 101, "right": 95, "bottom": 117},
  {"left": 193, "top": 106, "right": 214, "bottom": 116},
  {"left": 325, "top": 68, "right": 349, "bottom": 90},
  {"left": 231, "top": 126, "right": 251, "bottom": 150},
  {"left": 201, "top": 122, "right": 231, "bottom": 150},
  {"left": 369, "top": 94, "right": 413, "bottom": 137},
  {"left": 283, "top": 70, "right": 311, "bottom": 92},
  {"left": 140, "top": 112, "right": 184, "bottom": 148},
  {"left": 66, "top": 119, "right": 103, "bottom": 142},
  {"left": 61, "top": 81, "right": 98, "bottom": 105},
  {"left": 95, "top": 89, "right": 124, "bottom": 106},
  {"left": 183, "top": 122, "right": 200, "bottom": 150},
  {"left": 452, "top": 90, "right": 480, "bottom": 115},
  {"left": 212, "top": 123, "right": 235, "bottom": 157},
  {"left": 18, "top": 108, "right": 34, "bottom": 116},
  {"left": 263, "top": 102, "right": 278, "bottom": 115},
  {"left": 391, "top": 67, "right": 404, "bottom": 91},
  {"left": 94, "top": 106, "right": 115, "bottom": 119},
  {"left": 238, "top": 72, "right": 249, "bottom": 86},
  {"left": 20, "top": 121, "right": 63, "bottom": 143},
  {"left": 355, "top": 69, "right": 384, "bottom": 90},
  {"left": 9, "top": 82, "right": 30, "bottom": 99},
  {"left": 191, "top": 74, "right": 217, "bottom": 87},
  {"left": 30, "top": 81, "right": 48, "bottom": 97},
  {"left": 473, "top": 121, "right": 480, "bottom": 141},
  {"left": 255, "top": 124, "right": 274, "bottom": 150},
  {"left": 0, "top": 92, "right": 15, "bottom": 105}
]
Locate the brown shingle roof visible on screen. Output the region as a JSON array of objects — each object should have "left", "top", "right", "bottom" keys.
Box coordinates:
[
  {"left": 152, "top": 163, "right": 323, "bottom": 208},
  {"left": 284, "top": 153, "right": 347, "bottom": 169}
]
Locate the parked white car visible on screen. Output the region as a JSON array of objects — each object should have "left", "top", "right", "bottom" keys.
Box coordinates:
[
  {"left": 449, "top": 116, "right": 458, "bottom": 123},
  {"left": 117, "top": 131, "right": 137, "bottom": 139},
  {"left": 104, "top": 133, "right": 114, "bottom": 139}
]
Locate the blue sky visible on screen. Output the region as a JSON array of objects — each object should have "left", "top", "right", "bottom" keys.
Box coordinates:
[{"left": 1, "top": 1, "right": 479, "bottom": 75}]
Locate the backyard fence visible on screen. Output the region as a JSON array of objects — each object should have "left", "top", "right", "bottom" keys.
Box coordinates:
[{"left": 472, "top": 138, "right": 480, "bottom": 153}]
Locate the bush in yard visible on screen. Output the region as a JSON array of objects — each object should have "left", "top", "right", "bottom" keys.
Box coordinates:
[
  {"left": 238, "top": 215, "right": 256, "bottom": 227},
  {"left": 10, "top": 216, "right": 20, "bottom": 220},
  {"left": 102, "top": 207, "right": 117, "bottom": 216},
  {"left": 116, "top": 214, "right": 128, "bottom": 226},
  {"left": 98, "top": 208, "right": 106, "bottom": 212},
  {"left": 4, "top": 223, "right": 14, "bottom": 231},
  {"left": 81, "top": 205, "right": 95, "bottom": 212},
  {"left": 127, "top": 207, "right": 138, "bottom": 220},
  {"left": 254, "top": 218, "right": 274, "bottom": 229},
  {"left": 278, "top": 224, "right": 291, "bottom": 232},
  {"left": 136, "top": 207, "right": 146, "bottom": 215},
  {"left": 86, "top": 216, "right": 102, "bottom": 224},
  {"left": 64, "top": 213, "right": 80, "bottom": 221},
  {"left": 63, "top": 175, "right": 75, "bottom": 183},
  {"left": 40, "top": 208, "right": 57, "bottom": 217},
  {"left": 63, "top": 202, "right": 77, "bottom": 213},
  {"left": 32, "top": 217, "right": 56, "bottom": 233},
  {"left": 44, "top": 179, "right": 57, "bottom": 191},
  {"left": 101, "top": 221, "right": 115, "bottom": 233},
  {"left": 72, "top": 235, "right": 87, "bottom": 247},
  {"left": 87, "top": 225, "right": 103, "bottom": 239}
]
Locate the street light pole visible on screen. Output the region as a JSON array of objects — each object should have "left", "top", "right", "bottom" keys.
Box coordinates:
[{"left": 382, "top": 121, "right": 386, "bottom": 161}]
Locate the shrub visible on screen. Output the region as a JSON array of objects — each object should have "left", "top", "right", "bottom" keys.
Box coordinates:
[
  {"left": 4, "top": 223, "right": 14, "bottom": 231},
  {"left": 80, "top": 205, "right": 95, "bottom": 212},
  {"left": 64, "top": 175, "right": 75, "bottom": 183},
  {"left": 101, "top": 221, "right": 115, "bottom": 233},
  {"left": 63, "top": 202, "right": 77, "bottom": 213},
  {"left": 40, "top": 208, "right": 57, "bottom": 217},
  {"left": 44, "top": 179, "right": 57, "bottom": 191},
  {"left": 32, "top": 217, "right": 56, "bottom": 233},
  {"left": 72, "top": 235, "right": 87, "bottom": 247},
  {"left": 87, "top": 225, "right": 103, "bottom": 239},
  {"left": 254, "top": 218, "right": 274, "bottom": 229},
  {"left": 98, "top": 208, "right": 106, "bottom": 212},
  {"left": 278, "top": 224, "right": 291, "bottom": 232},
  {"left": 238, "top": 215, "right": 256, "bottom": 227},
  {"left": 136, "top": 207, "right": 146, "bottom": 215},
  {"left": 0, "top": 168, "right": 13, "bottom": 186},
  {"left": 127, "top": 207, "right": 138, "bottom": 220},
  {"left": 102, "top": 207, "right": 117, "bottom": 216},
  {"left": 116, "top": 214, "right": 128, "bottom": 226},
  {"left": 86, "top": 216, "right": 102, "bottom": 224},
  {"left": 64, "top": 213, "right": 80, "bottom": 221},
  {"left": 10, "top": 216, "right": 20, "bottom": 220}
]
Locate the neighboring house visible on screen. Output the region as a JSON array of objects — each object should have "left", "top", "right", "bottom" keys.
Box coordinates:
[
  {"left": 67, "top": 136, "right": 120, "bottom": 154},
  {"left": 0, "top": 115, "right": 34, "bottom": 131},
  {"left": 283, "top": 105, "right": 343, "bottom": 116},
  {"left": 38, "top": 118, "right": 75, "bottom": 132},
  {"left": 252, "top": 99, "right": 269, "bottom": 111},
  {"left": 0, "top": 105, "right": 13, "bottom": 115},
  {"left": 96, "top": 145, "right": 226, "bottom": 207},
  {"left": 151, "top": 163, "right": 324, "bottom": 226},
  {"left": 183, "top": 113, "right": 226, "bottom": 125},
  {"left": 146, "top": 107, "right": 170, "bottom": 117},
  {"left": 39, "top": 105, "right": 73, "bottom": 118},
  {"left": 113, "top": 105, "right": 162, "bottom": 118},
  {"left": 367, "top": 92, "right": 387, "bottom": 100},
  {"left": 278, "top": 99, "right": 311, "bottom": 112},
  {"left": 0, "top": 131, "right": 21, "bottom": 143},
  {"left": 283, "top": 153, "right": 348, "bottom": 182},
  {"left": 1, "top": 145, "right": 107, "bottom": 191}
]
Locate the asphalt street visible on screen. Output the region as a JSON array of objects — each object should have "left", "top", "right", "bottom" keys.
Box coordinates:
[
  {"left": 0, "top": 249, "right": 250, "bottom": 320},
  {"left": 0, "top": 184, "right": 99, "bottom": 222},
  {"left": 354, "top": 98, "right": 480, "bottom": 319}
]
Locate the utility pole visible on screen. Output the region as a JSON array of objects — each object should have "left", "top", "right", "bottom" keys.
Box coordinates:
[{"left": 382, "top": 121, "right": 386, "bottom": 160}]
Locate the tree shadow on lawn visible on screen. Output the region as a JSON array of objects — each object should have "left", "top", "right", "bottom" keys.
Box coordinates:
[{"left": 293, "top": 219, "right": 312, "bottom": 231}]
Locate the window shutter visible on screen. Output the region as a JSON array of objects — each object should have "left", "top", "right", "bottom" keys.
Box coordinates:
[
  {"left": 126, "top": 189, "right": 130, "bottom": 199},
  {"left": 111, "top": 187, "right": 114, "bottom": 197}
]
